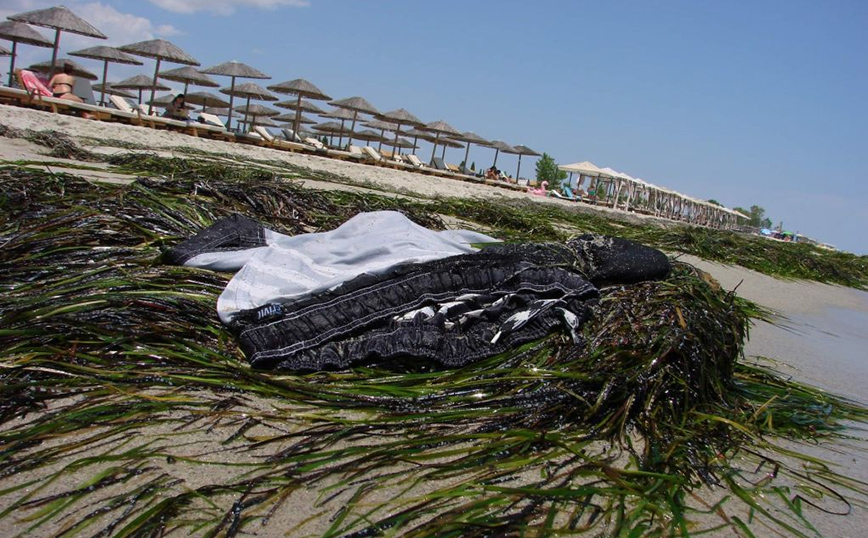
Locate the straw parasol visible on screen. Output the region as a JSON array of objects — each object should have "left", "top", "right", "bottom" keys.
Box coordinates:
[
  {"left": 201, "top": 61, "right": 269, "bottom": 131},
  {"left": 311, "top": 120, "right": 348, "bottom": 146},
  {"left": 118, "top": 39, "right": 199, "bottom": 115},
  {"left": 220, "top": 82, "right": 277, "bottom": 131},
  {"left": 421, "top": 120, "right": 462, "bottom": 162},
  {"left": 28, "top": 58, "right": 97, "bottom": 80},
  {"left": 382, "top": 136, "right": 417, "bottom": 155},
  {"left": 512, "top": 144, "right": 541, "bottom": 181},
  {"left": 267, "top": 79, "right": 331, "bottom": 141},
  {"left": 112, "top": 74, "right": 170, "bottom": 104},
  {"left": 8, "top": 5, "right": 106, "bottom": 78},
  {"left": 327, "top": 96, "right": 379, "bottom": 147},
  {"left": 437, "top": 137, "right": 465, "bottom": 162},
  {"left": 158, "top": 66, "right": 218, "bottom": 94},
  {"left": 450, "top": 131, "right": 490, "bottom": 170},
  {"left": 68, "top": 46, "right": 143, "bottom": 106},
  {"left": 319, "top": 107, "right": 357, "bottom": 148},
  {"left": 183, "top": 91, "right": 230, "bottom": 109},
  {"left": 0, "top": 21, "right": 53, "bottom": 87},
  {"left": 488, "top": 140, "right": 518, "bottom": 168},
  {"left": 274, "top": 112, "right": 316, "bottom": 125},
  {"left": 376, "top": 108, "right": 425, "bottom": 155},
  {"left": 350, "top": 129, "right": 386, "bottom": 145},
  {"left": 274, "top": 98, "right": 325, "bottom": 115},
  {"left": 362, "top": 119, "right": 405, "bottom": 151},
  {"left": 238, "top": 116, "right": 280, "bottom": 129}
]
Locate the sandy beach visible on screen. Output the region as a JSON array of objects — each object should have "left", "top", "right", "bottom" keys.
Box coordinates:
[{"left": 1, "top": 103, "right": 866, "bottom": 536}]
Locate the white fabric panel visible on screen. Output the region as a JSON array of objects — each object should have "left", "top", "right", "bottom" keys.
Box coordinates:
[{"left": 184, "top": 211, "right": 498, "bottom": 323}]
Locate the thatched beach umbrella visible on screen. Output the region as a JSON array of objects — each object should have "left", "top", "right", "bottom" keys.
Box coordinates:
[
  {"left": 274, "top": 112, "right": 316, "bottom": 125},
  {"left": 319, "top": 107, "right": 357, "bottom": 148},
  {"left": 375, "top": 108, "right": 425, "bottom": 155},
  {"left": 422, "top": 120, "right": 462, "bottom": 163},
  {"left": 8, "top": 5, "right": 106, "bottom": 78},
  {"left": 235, "top": 103, "right": 279, "bottom": 130},
  {"left": 382, "top": 136, "right": 417, "bottom": 155},
  {"left": 113, "top": 74, "right": 170, "bottom": 104},
  {"left": 275, "top": 98, "right": 325, "bottom": 115},
  {"left": 159, "top": 66, "right": 218, "bottom": 94},
  {"left": 311, "top": 120, "right": 348, "bottom": 146},
  {"left": 28, "top": 58, "right": 97, "bottom": 80},
  {"left": 68, "top": 46, "right": 143, "bottom": 106},
  {"left": 220, "top": 82, "right": 276, "bottom": 131},
  {"left": 0, "top": 21, "right": 53, "bottom": 87},
  {"left": 451, "top": 131, "right": 490, "bottom": 170},
  {"left": 118, "top": 39, "right": 199, "bottom": 115},
  {"left": 327, "top": 96, "right": 379, "bottom": 147},
  {"left": 488, "top": 140, "right": 518, "bottom": 169},
  {"left": 94, "top": 82, "right": 137, "bottom": 100},
  {"left": 403, "top": 127, "right": 437, "bottom": 155},
  {"left": 363, "top": 119, "right": 404, "bottom": 151},
  {"left": 267, "top": 78, "right": 331, "bottom": 141},
  {"left": 239, "top": 116, "right": 280, "bottom": 129},
  {"left": 201, "top": 61, "right": 269, "bottom": 131},
  {"left": 351, "top": 129, "right": 387, "bottom": 146},
  {"left": 438, "top": 137, "right": 465, "bottom": 160},
  {"left": 183, "top": 91, "right": 230, "bottom": 109},
  {"left": 512, "top": 144, "right": 541, "bottom": 181}
]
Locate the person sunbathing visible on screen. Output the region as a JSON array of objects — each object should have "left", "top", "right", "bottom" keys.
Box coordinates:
[
  {"left": 48, "top": 64, "right": 83, "bottom": 103},
  {"left": 163, "top": 94, "right": 190, "bottom": 121}
]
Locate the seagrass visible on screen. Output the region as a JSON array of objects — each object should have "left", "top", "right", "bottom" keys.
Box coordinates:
[{"left": 0, "top": 134, "right": 867, "bottom": 536}]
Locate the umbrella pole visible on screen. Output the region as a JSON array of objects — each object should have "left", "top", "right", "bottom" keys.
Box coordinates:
[
  {"left": 412, "top": 135, "right": 419, "bottom": 155},
  {"left": 293, "top": 94, "right": 302, "bottom": 138},
  {"left": 393, "top": 123, "right": 401, "bottom": 151},
  {"left": 493, "top": 148, "right": 500, "bottom": 168},
  {"left": 243, "top": 96, "right": 251, "bottom": 132},
  {"left": 183, "top": 81, "right": 189, "bottom": 94},
  {"left": 347, "top": 112, "right": 358, "bottom": 147},
  {"left": 463, "top": 143, "right": 471, "bottom": 169},
  {"left": 338, "top": 119, "right": 345, "bottom": 148},
  {"left": 227, "top": 77, "right": 236, "bottom": 131},
  {"left": 440, "top": 143, "right": 446, "bottom": 160},
  {"left": 48, "top": 29, "right": 61, "bottom": 79},
  {"left": 148, "top": 57, "right": 161, "bottom": 116},
  {"left": 99, "top": 60, "right": 109, "bottom": 106},
  {"left": 430, "top": 133, "right": 440, "bottom": 163},
  {"left": 8, "top": 41, "right": 17, "bottom": 87},
  {"left": 516, "top": 155, "right": 522, "bottom": 180},
  {"left": 378, "top": 128, "right": 385, "bottom": 152}
]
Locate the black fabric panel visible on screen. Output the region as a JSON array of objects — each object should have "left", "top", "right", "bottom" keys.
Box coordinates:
[{"left": 163, "top": 213, "right": 266, "bottom": 266}]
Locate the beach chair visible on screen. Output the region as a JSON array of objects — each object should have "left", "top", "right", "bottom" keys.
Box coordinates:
[
  {"left": 253, "top": 125, "right": 310, "bottom": 152},
  {"left": 362, "top": 146, "right": 408, "bottom": 169},
  {"left": 281, "top": 128, "right": 304, "bottom": 143},
  {"left": 405, "top": 154, "right": 425, "bottom": 168},
  {"left": 200, "top": 112, "right": 227, "bottom": 129},
  {"left": 431, "top": 157, "right": 449, "bottom": 171}
]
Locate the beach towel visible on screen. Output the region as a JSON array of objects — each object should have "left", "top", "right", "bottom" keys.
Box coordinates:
[
  {"left": 166, "top": 211, "right": 670, "bottom": 371},
  {"left": 18, "top": 70, "right": 52, "bottom": 97}
]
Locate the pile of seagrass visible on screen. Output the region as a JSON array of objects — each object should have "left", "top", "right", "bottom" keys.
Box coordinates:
[{"left": 0, "top": 140, "right": 866, "bottom": 537}]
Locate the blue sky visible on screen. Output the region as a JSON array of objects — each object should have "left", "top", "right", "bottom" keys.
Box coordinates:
[{"left": 3, "top": 0, "right": 867, "bottom": 254}]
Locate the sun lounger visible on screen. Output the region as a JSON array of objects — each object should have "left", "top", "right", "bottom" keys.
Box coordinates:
[
  {"left": 254, "top": 125, "right": 313, "bottom": 152},
  {"left": 281, "top": 128, "right": 304, "bottom": 143},
  {"left": 362, "top": 146, "right": 410, "bottom": 169}
]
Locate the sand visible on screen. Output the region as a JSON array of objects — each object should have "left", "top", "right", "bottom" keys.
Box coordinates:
[{"left": 1, "top": 103, "right": 866, "bottom": 536}]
